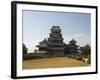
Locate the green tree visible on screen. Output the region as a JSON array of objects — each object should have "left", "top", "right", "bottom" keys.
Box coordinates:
[
  {"left": 84, "top": 44, "right": 91, "bottom": 54},
  {"left": 81, "top": 44, "right": 91, "bottom": 58},
  {"left": 23, "top": 43, "right": 28, "bottom": 55}
]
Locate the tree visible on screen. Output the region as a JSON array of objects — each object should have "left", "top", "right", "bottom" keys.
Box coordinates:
[
  {"left": 34, "top": 49, "right": 37, "bottom": 53},
  {"left": 84, "top": 44, "right": 91, "bottom": 54},
  {"left": 23, "top": 43, "right": 28, "bottom": 55},
  {"left": 81, "top": 44, "right": 91, "bottom": 58}
]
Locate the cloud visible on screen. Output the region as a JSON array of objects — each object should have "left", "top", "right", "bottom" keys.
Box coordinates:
[
  {"left": 23, "top": 39, "right": 42, "bottom": 53},
  {"left": 63, "top": 33, "right": 90, "bottom": 46},
  {"left": 72, "top": 33, "right": 86, "bottom": 37}
]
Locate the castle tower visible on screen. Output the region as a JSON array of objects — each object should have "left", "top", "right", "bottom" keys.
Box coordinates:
[{"left": 47, "top": 26, "right": 65, "bottom": 56}]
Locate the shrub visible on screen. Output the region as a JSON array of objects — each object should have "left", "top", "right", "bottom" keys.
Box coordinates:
[
  {"left": 76, "top": 57, "right": 82, "bottom": 61},
  {"left": 23, "top": 53, "right": 49, "bottom": 60},
  {"left": 67, "top": 55, "right": 72, "bottom": 58},
  {"left": 87, "top": 55, "right": 91, "bottom": 64}
]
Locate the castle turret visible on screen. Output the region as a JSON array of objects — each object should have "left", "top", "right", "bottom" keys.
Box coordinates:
[{"left": 68, "top": 39, "right": 78, "bottom": 54}]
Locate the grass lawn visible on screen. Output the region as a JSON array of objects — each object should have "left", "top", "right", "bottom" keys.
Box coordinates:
[{"left": 23, "top": 57, "right": 90, "bottom": 69}]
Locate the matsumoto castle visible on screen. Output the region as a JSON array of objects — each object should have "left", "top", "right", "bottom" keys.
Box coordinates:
[{"left": 36, "top": 26, "right": 79, "bottom": 57}]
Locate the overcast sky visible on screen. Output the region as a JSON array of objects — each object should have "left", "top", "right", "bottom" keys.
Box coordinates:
[{"left": 23, "top": 10, "right": 91, "bottom": 53}]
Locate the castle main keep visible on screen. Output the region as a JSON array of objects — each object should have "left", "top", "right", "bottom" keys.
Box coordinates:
[{"left": 36, "top": 26, "right": 79, "bottom": 57}]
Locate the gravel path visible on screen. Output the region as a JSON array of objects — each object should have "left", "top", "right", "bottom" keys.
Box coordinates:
[{"left": 23, "top": 57, "right": 90, "bottom": 69}]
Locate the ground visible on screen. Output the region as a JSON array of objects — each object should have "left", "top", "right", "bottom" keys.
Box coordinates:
[{"left": 23, "top": 57, "right": 90, "bottom": 69}]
